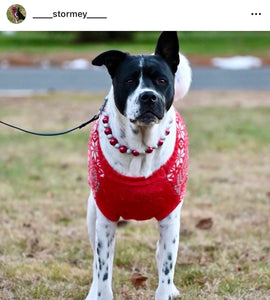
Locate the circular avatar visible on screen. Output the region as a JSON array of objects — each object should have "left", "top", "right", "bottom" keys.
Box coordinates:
[{"left": 7, "top": 4, "right": 26, "bottom": 24}]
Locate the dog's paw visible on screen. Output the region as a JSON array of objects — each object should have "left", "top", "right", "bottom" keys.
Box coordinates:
[
  {"left": 155, "top": 284, "right": 181, "bottom": 300},
  {"left": 85, "top": 293, "right": 113, "bottom": 300},
  {"left": 172, "top": 284, "right": 181, "bottom": 298},
  {"left": 85, "top": 283, "right": 99, "bottom": 300},
  {"left": 84, "top": 286, "right": 95, "bottom": 300},
  {"left": 85, "top": 284, "right": 113, "bottom": 300}
]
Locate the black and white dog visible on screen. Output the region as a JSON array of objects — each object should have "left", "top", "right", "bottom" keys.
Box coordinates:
[{"left": 86, "top": 32, "right": 191, "bottom": 300}]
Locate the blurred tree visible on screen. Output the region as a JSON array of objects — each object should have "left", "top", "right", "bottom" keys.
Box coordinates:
[{"left": 75, "top": 32, "right": 134, "bottom": 43}]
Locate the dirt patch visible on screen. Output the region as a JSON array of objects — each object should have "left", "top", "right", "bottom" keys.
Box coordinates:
[
  {"left": 1, "top": 52, "right": 270, "bottom": 68},
  {"left": 0, "top": 52, "right": 95, "bottom": 68}
]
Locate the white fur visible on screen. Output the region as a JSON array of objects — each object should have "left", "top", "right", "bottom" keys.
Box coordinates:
[
  {"left": 174, "top": 53, "right": 192, "bottom": 101},
  {"left": 86, "top": 193, "right": 183, "bottom": 300},
  {"left": 86, "top": 193, "right": 116, "bottom": 300},
  {"left": 100, "top": 88, "right": 176, "bottom": 178},
  {"left": 86, "top": 52, "right": 191, "bottom": 300}
]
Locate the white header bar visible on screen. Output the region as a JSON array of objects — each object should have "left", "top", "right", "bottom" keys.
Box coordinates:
[{"left": 0, "top": 0, "right": 269, "bottom": 31}]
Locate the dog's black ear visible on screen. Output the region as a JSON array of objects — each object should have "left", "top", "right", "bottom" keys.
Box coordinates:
[
  {"left": 155, "top": 31, "right": 180, "bottom": 74},
  {"left": 92, "top": 50, "right": 128, "bottom": 78}
]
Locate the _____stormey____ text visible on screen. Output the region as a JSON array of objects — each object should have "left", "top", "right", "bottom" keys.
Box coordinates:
[{"left": 53, "top": 11, "right": 88, "bottom": 19}]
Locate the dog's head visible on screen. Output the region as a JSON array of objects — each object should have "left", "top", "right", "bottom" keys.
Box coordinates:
[{"left": 92, "top": 32, "right": 180, "bottom": 126}]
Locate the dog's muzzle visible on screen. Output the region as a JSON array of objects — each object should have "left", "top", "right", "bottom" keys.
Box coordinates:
[{"left": 131, "top": 91, "right": 165, "bottom": 125}]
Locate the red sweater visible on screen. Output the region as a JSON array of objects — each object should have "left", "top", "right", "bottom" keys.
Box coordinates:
[
  {"left": 88, "top": 110, "right": 188, "bottom": 222},
  {"left": 11, "top": 7, "right": 19, "bottom": 19}
]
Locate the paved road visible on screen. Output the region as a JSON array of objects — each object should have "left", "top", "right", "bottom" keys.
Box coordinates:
[
  {"left": 0, "top": 67, "right": 269, "bottom": 92},
  {"left": 192, "top": 67, "right": 270, "bottom": 90}
]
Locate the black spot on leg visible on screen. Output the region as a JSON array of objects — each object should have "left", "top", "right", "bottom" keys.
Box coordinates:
[
  {"left": 172, "top": 238, "right": 176, "bottom": 244},
  {"left": 107, "top": 234, "right": 115, "bottom": 247},
  {"left": 98, "top": 241, "right": 103, "bottom": 249},
  {"left": 168, "top": 278, "right": 171, "bottom": 284},
  {"left": 111, "top": 234, "right": 115, "bottom": 243},
  {"left": 164, "top": 266, "right": 170, "bottom": 276},
  {"left": 162, "top": 260, "right": 171, "bottom": 276},
  {"left": 107, "top": 252, "right": 109, "bottom": 259},
  {"left": 168, "top": 296, "right": 172, "bottom": 300},
  {"left": 168, "top": 253, "right": 172, "bottom": 261},
  {"left": 98, "top": 292, "right": 101, "bottom": 297},
  {"left": 98, "top": 257, "right": 102, "bottom": 271},
  {"left": 170, "top": 263, "right": 173, "bottom": 270},
  {"left": 97, "top": 240, "right": 103, "bottom": 255},
  {"left": 97, "top": 241, "right": 103, "bottom": 255},
  {"left": 103, "top": 272, "right": 108, "bottom": 281}
]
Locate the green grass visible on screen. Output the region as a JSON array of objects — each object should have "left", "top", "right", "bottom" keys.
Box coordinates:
[
  {"left": 185, "top": 106, "right": 270, "bottom": 153},
  {"left": 178, "top": 31, "right": 270, "bottom": 55},
  {"left": 0, "top": 31, "right": 270, "bottom": 56},
  {"left": 0, "top": 91, "right": 270, "bottom": 299}
]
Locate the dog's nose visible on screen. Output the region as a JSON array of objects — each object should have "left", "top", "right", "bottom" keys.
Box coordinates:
[{"left": 139, "top": 91, "right": 158, "bottom": 103}]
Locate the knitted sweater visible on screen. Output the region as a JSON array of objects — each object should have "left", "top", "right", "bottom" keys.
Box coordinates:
[{"left": 88, "top": 110, "right": 188, "bottom": 222}]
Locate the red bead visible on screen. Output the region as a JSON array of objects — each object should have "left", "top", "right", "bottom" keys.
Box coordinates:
[
  {"left": 104, "top": 127, "right": 112, "bottom": 135},
  {"left": 110, "top": 137, "right": 118, "bottom": 146},
  {"left": 157, "top": 139, "right": 164, "bottom": 147},
  {"left": 145, "top": 147, "right": 153, "bottom": 154},
  {"left": 132, "top": 150, "right": 140, "bottom": 156},
  {"left": 102, "top": 116, "right": 109, "bottom": 123},
  {"left": 165, "top": 128, "right": 170, "bottom": 135},
  {"left": 119, "top": 145, "right": 127, "bottom": 153}
]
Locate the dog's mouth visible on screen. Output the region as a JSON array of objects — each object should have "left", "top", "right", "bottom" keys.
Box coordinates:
[{"left": 130, "top": 111, "right": 162, "bottom": 126}]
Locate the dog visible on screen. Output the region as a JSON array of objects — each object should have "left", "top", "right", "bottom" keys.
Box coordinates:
[
  {"left": 86, "top": 31, "right": 191, "bottom": 300},
  {"left": 11, "top": 6, "right": 25, "bottom": 23}
]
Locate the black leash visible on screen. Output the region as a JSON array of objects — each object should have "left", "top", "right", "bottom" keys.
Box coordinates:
[{"left": 0, "top": 97, "right": 108, "bottom": 137}]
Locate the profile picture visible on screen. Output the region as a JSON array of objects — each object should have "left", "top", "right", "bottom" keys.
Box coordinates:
[{"left": 7, "top": 4, "right": 26, "bottom": 24}]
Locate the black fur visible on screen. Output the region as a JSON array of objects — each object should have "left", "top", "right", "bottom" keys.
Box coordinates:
[{"left": 92, "top": 32, "right": 179, "bottom": 123}]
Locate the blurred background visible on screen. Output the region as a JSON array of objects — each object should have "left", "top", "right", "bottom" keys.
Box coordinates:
[
  {"left": 0, "top": 31, "right": 270, "bottom": 91},
  {"left": 0, "top": 31, "right": 270, "bottom": 64}
]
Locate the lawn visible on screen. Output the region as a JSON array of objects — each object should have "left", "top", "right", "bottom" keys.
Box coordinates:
[
  {"left": 0, "top": 91, "right": 270, "bottom": 299},
  {"left": 0, "top": 32, "right": 270, "bottom": 56}
]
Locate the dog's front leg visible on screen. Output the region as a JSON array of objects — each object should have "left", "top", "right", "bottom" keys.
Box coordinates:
[
  {"left": 155, "top": 203, "right": 183, "bottom": 300},
  {"left": 86, "top": 195, "right": 117, "bottom": 300}
]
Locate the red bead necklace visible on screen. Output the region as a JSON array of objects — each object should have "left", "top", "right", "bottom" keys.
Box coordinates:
[{"left": 102, "top": 113, "right": 172, "bottom": 156}]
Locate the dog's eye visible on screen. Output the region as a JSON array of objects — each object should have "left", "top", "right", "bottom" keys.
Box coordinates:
[
  {"left": 125, "top": 79, "right": 134, "bottom": 85},
  {"left": 157, "top": 78, "right": 167, "bottom": 85}
]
